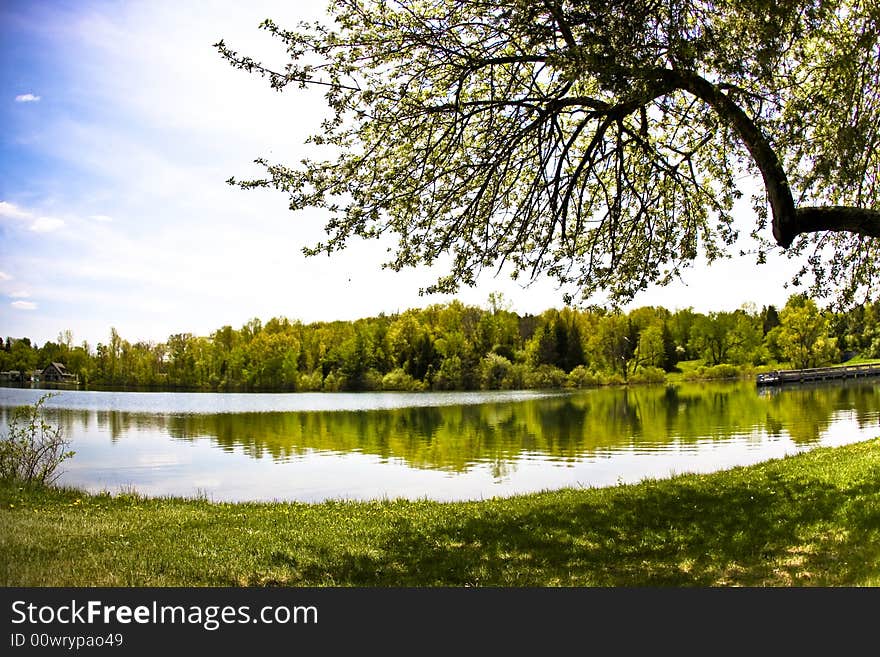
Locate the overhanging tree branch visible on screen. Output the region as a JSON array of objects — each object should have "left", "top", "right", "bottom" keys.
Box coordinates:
[
  {"left": 218, "top": 0, "right": 880, "bottom": 308},
  {"left": 655, "top": 68, "right": 880, "bottom": 247}
]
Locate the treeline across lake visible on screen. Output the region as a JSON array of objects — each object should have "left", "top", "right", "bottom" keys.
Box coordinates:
[{"left": 3, "top": 293, "right": 879, "bottom": 392}]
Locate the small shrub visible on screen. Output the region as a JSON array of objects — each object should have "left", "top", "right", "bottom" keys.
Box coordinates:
[
  {"left": 525, "top": 364, "right": 567, "bottom": 389},
  {"left": 501, "top": 362, "right": 529, "bottom": 389},
  {"left": 382, "top": 368, "right": 426, "bottom": 391},
  {"left": 361, "top": 369, "right": 384, "bottom": 391},
  {"left": 682, "top": 363, "right": 745, "bottom": 381},
  {"left": 0, "top": 393, "right": 74, "bottom": 486},
  {"left": 629, "top": 366, "right": 667, "bottom": 384},
  {"left": 479, "top": 353, "right": 512, "bottom": 390},
  {"left": 682, "top": 366, "right": 706, "bottom": 381},
  {"left": 433, "top": 355, "right": 463, "bottom": 390},
  {"left": 297, "top": 370, "right": 324, "bottom": 391},
  {"left": 597, "top": 372, "right": 626, "bottom": 386},
  {"left": 566, "top": 365, "right": 598, "bottom": 388},
  {"left": 322, "top": 372, "right": 344, "bottom": 391},
  {"left": 706, "top": 363, "right": 741, "bottom": 379}
]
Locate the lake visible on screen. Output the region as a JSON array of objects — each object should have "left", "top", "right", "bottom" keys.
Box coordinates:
[{"left": 1, "top": 381, "right": 878, "bottom": 502}]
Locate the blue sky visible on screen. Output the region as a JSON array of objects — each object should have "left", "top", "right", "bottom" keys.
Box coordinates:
[{"left": 0, "top": 0, "right": 801, "bottom": 348}]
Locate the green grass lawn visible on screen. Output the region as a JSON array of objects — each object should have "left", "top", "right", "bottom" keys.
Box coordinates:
[
  {"left": 2, "top": 438, "right": 880, "bottom": 587},
  {"left": 667, "top": 357, "right": 880, "bottom": 383},
  {"left": 836, "top": 356, "right": 880, "bottom": 366},
  {"left": 665, "top": 359, "right": 777, "bottom": 383}
]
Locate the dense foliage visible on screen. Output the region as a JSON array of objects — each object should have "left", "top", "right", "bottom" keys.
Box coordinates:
[
  {"left": 217, "top": 0, "right": 880, "bottom": 308},
  {"left": 1, "top": 294, "right": 875, "bottom": 391}
]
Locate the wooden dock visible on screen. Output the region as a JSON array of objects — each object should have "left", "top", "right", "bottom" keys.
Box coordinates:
[{"left": 756, "top": 363, "right": 880, "bottom": 387}]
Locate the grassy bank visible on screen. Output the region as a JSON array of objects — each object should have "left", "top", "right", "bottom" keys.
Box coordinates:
[{"left": 2, "top": 438, "right": 880, "bottom": 587}]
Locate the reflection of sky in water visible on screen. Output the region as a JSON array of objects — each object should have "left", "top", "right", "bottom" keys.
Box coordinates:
[
  {"left": 2, "top": 384, "right": 879, "bottom": 502},
  {"left": 0, "top": 387, "right": 567, "bottom": 414}
]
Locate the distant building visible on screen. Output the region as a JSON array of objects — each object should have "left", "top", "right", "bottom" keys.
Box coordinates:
[
  {"left": 42, "top": 362, "right": 77, "bottom": 383},
  {"left": 0, "top": 370, "right": 24, "bottom": 382}
]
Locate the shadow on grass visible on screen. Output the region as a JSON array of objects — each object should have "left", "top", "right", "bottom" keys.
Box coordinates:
[
  {"left": 4, "top": 450, "right": 879, "bottom": 587},
  {"left": 288, "top": 472, "right": 880, "bottom": 587}
]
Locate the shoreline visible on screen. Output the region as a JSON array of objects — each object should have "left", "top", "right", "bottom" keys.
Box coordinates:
[{"left": 3, "top": 437, "right": 879, "bottom": 587}]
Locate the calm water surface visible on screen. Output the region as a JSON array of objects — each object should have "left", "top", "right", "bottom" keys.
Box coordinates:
[{"left": 1, "top": 382, "right": 878, "bottom": 502}]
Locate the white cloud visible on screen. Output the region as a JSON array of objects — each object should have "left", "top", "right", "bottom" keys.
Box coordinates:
[
  {"left": 9, "top": 290, "right": 31, "bottom": 298},
  {"left": 29, "top": 217, "right": 65, "bottom": 232},
  {"left": 0, "top": 201, "right": 33, "bottom": 219},
  {"left": 0, "top": 272, "right": 11, "bottom": 281},
  {"left": 14, "top": 93, "right": 41, "bottom": 102},
  {"left": 11, "top": 300, "right": 37, "bottom": 310},
  {"left": 90, "top": 214, "right": 113, "bottom": 222},
  {"left": 0, "top": 201, "right": 66, "bottom": 233}
]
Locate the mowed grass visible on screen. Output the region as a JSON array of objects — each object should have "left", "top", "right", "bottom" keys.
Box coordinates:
[
  {"left": 2, "top": 438, "right": 880, "bottom": 587},
  {"left": 834, "top": 356, "right": 880, "bottom": 366}
]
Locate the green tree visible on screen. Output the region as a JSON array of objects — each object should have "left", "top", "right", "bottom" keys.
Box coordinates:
[
  {"left": 773, "top": 295, "right": 840, "bottom": 369},
  {"left": 591, "top": 313, "right": 636, "bottom": 379},
  {"left": 166, "top": 333, "right": 198, "bottom": 387},
  {"left": 248, "top": 330, "right": 301, "bottom": 389},
  {"left": 478, "top": 352, "right": 514, "bottom": 390},
  {"left": 526, "top": 308, "right": 585, "bottom": 372},
  {"left": 477, "top": 294, "right": 521, "bottom": 361},
  {"left": 65, "top": 343, "right": 91, "bottom": 383},
  {"left": 218, "top": 0, "right": 880, "bottom": 308},
  {"left": 761, "top": 305, "right": 781, "bottom": 336},
  {"left": 7, "top": 338, "right": 37, "bottom": 374},
  {"left": 38, "top": 341, "right": 65, "bottom": 368},
  {"left": 634, "top": 323, "right": 666, "bottom": 370},
  {"left": 690, "top": 309, "right": 763, "bottom": 366},
  {"left": 387, "top": 311, "right": 438, "bottom": 381},
  {"left": 863, "top": 303, "right": 880, "bottom": 357},
  {"left": 668, "top": 308, "right": 698, "bottom": 361}
]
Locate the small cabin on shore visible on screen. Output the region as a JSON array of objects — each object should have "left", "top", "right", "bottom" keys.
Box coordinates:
[
  {"left": 0, "top": 370, "right": 25, "bottom": 382},
  {"left": 42, "top": 362, "right": 77, "bottom": 383}
]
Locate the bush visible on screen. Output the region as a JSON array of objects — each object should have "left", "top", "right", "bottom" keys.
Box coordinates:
[
  {"left": 433, "top": 355, "right": 463, "bottom": 390},
  {"left": 479, "top": 353, "right": 512, "bottom": 390},
  {"left": 597, "top": 372, "right": 626, "bottom": 386},
  {"left": 322, "top": 371, "right": 344, "bottom": 391},
  {"left": 566, "top": 365, "right": 598, "bottom": 388},
  {"left": 382, "top": 368, "right": 426, "bottom": 391},
  {"left": 297, "top": 370, "right": 324, "bottom": 391},
  {"left": 682, "top": 363, "right": 744, "bottom": 381},
  {"left": 0, "top": 394, "right": 74, "bottom": 486},
  {"left": 361, "top": 369, "right": 384, "bottom": 391},
  {"left": 501, "top": 362, "right": 529, "bottom": 390},
  {"left": 705, "top": 364, "right": 742, "bottom": 379},
  {"left": 629, "top": 366, "right": 667, "bottom": 384},
  {"left": 525, "top": 364, "right": 567, "bottom": 389}
]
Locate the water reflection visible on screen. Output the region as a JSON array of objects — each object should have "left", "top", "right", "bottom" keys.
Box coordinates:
[
  {"left": 1, "top": 381, "right": 878, "bottom": 501},
  {"left": 7, "top": 381, "right": 880, "bottom": 468}
]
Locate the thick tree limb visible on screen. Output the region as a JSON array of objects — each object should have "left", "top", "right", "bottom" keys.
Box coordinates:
[
  {"left": 654, "top": 69, "right": 800, "bottom": 246},
  {"left": 794, "top": 206, "right": 880, "bottom": 239},
  {"left": 653, "top": 69, "right": 880, "bottom": 247}
]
